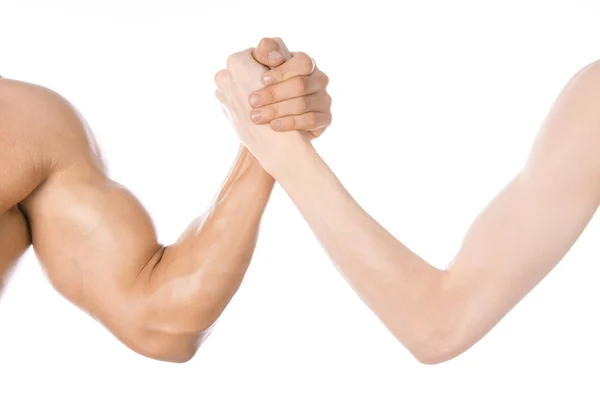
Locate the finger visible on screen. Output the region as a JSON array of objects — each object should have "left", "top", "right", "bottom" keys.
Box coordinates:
[
  {"left": 249, "top": 92, "right": 331, "bottom": 125},
  {"left": 252, "top": 38, "right": 289, "bottom": 68},
  {"left": 270, "top": 112, "right": 332, "bottom": 133},
  {"left": 226, "top": 49, "right": 250, "bottom": 69},
  {"left": 214, "top": 89, "right": 230, "bottom": 105},
  {"left": 214, "top": 69, "right": 232, "bottom": 90},
  {"left": 249, "top": 71, "right": 328, "bottom": 108},
  {"left": 261, "top": 52, "right": 319, "bottom": 86},
  {"left": 226, "top": 48, "right": 258, "bottom": 75},
  {"left": 273, "top": 37, "right": 292, "bottom": 60},
  {"left": 215, "top": 90, "right": 232, "bottom": 119}
]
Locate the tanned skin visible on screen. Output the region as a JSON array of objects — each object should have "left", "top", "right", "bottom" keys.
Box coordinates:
[
  {"left": 0, "top": 38, "right": 331, "bottom": 363},
  {"left": 217, "top": 51, "right": 600, "bottom": 365}
]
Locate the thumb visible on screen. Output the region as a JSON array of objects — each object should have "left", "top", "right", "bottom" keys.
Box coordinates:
[{"left": 252, "top": 37, "right": 292, "bottom": 68}]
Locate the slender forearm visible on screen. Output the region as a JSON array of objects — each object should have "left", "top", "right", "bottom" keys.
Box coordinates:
[
  {"left": 146, "top": 146, "right": 274, "bottom": 332},
  {"left": 269, "top": 105, "right": 600, "bottom": 366},
  {"left": 270, "top": 143, "right": 447, "bottom": 356}
]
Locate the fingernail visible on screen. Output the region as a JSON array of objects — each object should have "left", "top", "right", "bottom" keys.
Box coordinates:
[
  {"left": 262, "top": 74, "right": 274, "bottom": 85},
  {"left": 249, "top": 94, "right": 260, "bottom": 107},
  {"left": 272, "top": 120, "right": 282, "bottom": 130},
  {"left": 250, "top": 110, "right": 261, "bottom": 122},
  {"left": 267, "top": 51, "right": 283, "bottom": 60}
]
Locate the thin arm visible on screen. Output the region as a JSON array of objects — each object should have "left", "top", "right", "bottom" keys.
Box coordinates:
[{"left": 267, "top": 61, "right": 600, "bottom": 364}]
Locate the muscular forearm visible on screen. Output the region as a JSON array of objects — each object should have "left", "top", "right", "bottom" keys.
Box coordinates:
[
  {"left": 133, "top": 146, "right": 274, "bottom": 360},
  {"left": 27, "top": 142, "right": 274, "bottom": 363},
  {"left": 10, "top": 38, "right": 325, "bottom": 362},
  {"left": 150, "top": 147, "right": 273, "bottom": 319}
]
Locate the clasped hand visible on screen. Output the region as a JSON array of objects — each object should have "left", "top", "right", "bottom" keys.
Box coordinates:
[{"left": 214, "top": 37, "right": 332, "bottom": 172}]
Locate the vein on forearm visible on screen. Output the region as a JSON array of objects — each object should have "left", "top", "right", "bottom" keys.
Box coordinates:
[{"left": 141, "top": 147, "right": 274, "bottom": 331}]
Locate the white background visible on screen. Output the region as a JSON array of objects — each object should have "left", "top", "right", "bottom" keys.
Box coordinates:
[{"left": 1, "top": 0, "right": 600, "bottom": 395}]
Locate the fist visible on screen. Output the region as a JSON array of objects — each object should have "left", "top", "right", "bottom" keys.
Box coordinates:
[{"left": 215, "top": 49, "right": 307, "bottom": 166}]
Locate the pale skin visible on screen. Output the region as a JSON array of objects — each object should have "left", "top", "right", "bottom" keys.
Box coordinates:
[
  {"left": 217, "top": 51, "right": 600, "bottom": 364},
  {"left": 0, "top": 38, "right": 332, "bottom": 363}
]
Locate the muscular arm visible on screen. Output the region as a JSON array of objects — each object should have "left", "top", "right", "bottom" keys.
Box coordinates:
[
  {"left": 0, "top": 75, "right": 273, "bottom": 363},
  {"left": 251, "top": 61, "right": 600, "bottom": 364},
  {"left": 26, "top": 142, "right": 273, "bottom": 363},
  {"left": 0, "top": 38, "right": 329, "bottom": 363}
]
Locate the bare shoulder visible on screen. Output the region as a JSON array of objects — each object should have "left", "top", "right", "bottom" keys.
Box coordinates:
[
  {"left": 0, "top": 78, "right": 105, "bottom": 174},
  {"left": 564, "top": 60, "right": 600, "bottom": 149},
  {"left": 0, "top": 78, "right": 86, "bottom": 141},
  {"left": 578, "top": 59, "right": 600, "bottom": 78},
  {"left": 0, "top": 78, "right": 76, "bottom": 133},
  {"left": 562, "top": 59, "right": 600, "bottom": 102},
  {"left": 526, "top": 59, "right": 600, "bottom": 189}
]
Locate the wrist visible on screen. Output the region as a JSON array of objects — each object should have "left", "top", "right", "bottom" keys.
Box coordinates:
[
  {"left": 232, "top": 146, "right": 271, "bottom": 179},
  {"left": 258, "top": 134, "right": 318, "bottom": 179},
  {"left": 216, "top": 146, "right": 274, "bottom": 201}
]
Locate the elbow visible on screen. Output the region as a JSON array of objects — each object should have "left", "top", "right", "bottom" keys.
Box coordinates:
[
  {"left": 116, "top": 291, "right": 219, "bottom": 363},
  {"left": 147, "top": 344, "right": 198, "bottom": 364},
  {"left": 131, "top": 332, "right": 203, "bottom": 363},
  {"left": 396, "top": 321, "right": 474, "bottom": 365},
  {"left": 122, "top": 324, "right": 212, "bottom": 363},
  {"left": 409, "top": 341, "right": 465, "bottom": 366}
]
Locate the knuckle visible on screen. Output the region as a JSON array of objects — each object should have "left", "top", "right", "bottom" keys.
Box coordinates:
[
  {"left": 286, "top": 117, "right": 296, "bottom": 129},
  {"left": 291, "top": 77, "right": 308, "bottom": 93},
  {"left": 226, "top": 51, "right": 249, "bottom": 69},
  {"left": 213, "top": 70, "right": 229, "bottom": 87},
  {"left": 307, "top": 112, "right": 318, "bottom": 126},
  {"left": 226, "top": 53, "right": 238, "bottom": 69},
  {"left": 266, "top": 104, "right": 278, "bottom": 119},
  {"left": 258, "top": 37, "right": 271, "bottom": 48},
  {"left": 298, "top": 96, "right": 310, "bottom": 113},
  {"left": 317, "top": 71, "right": 330, "bottom": 88},
  {"left": 295, "top": 52, "right": 313, "bottom": 73},
  {"left": 265, "top": 87, "right": 277, "bottom": 103}
]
